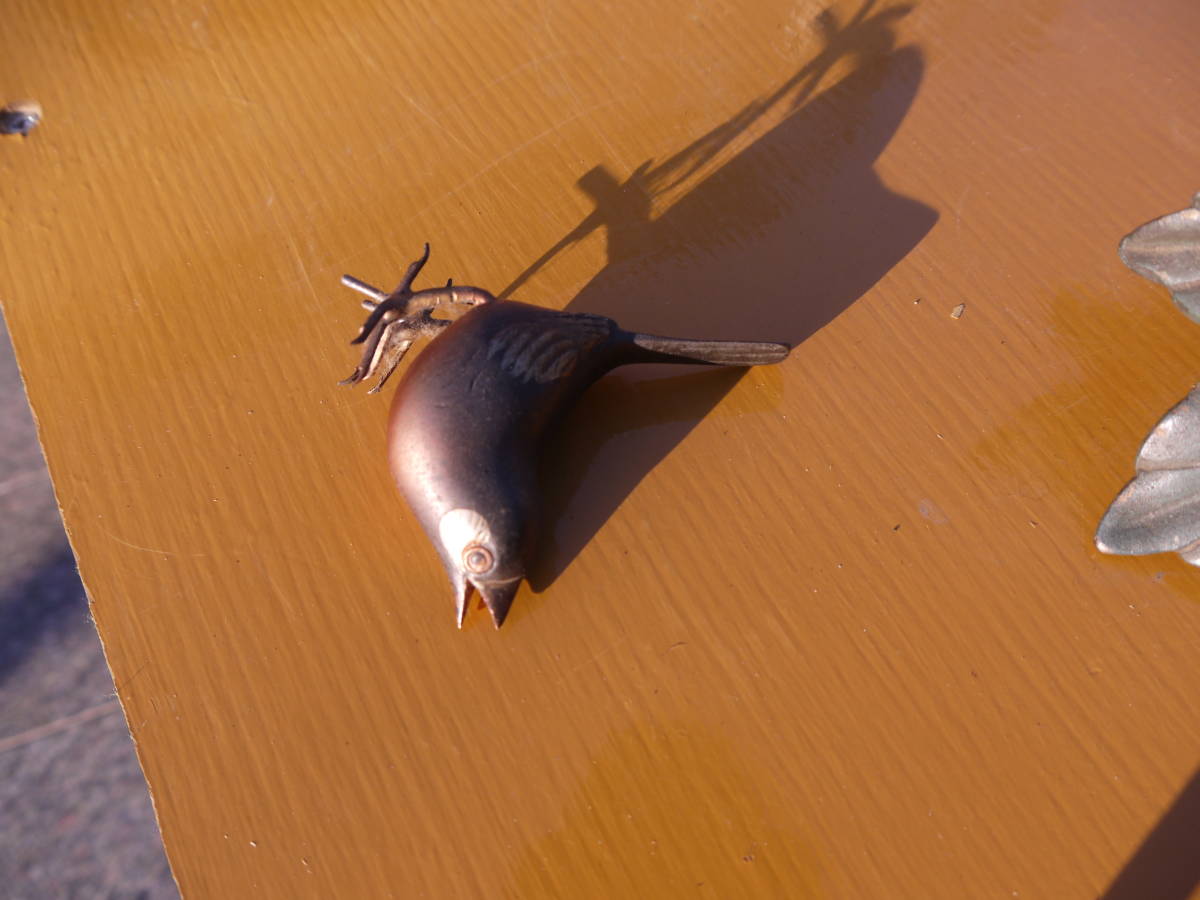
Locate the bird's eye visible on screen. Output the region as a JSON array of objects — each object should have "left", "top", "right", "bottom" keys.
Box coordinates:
[{"left": 462, "top": 544, "right": 494, "bottom": 574}]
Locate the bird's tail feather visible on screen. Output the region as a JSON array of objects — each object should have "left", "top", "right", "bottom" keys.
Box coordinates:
[{"left": 629, "top": 333, "right": 790, "bottom": 366}]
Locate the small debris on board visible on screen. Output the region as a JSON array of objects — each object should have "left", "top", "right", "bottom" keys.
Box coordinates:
[
  {"left": 0, "top": 100, "right": 42, "bottom": 136},
  {"left": 950, "top": 303, "right": 966, "bottom": 319}
]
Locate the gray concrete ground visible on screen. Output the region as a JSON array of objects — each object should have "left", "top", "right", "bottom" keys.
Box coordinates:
[{"left": 0, "top": 316, "right": 177, "bottom": 898}]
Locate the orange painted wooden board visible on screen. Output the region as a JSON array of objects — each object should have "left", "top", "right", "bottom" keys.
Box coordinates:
[{"left": 3, "top": 0, "right": 1200, "bottom": 896}]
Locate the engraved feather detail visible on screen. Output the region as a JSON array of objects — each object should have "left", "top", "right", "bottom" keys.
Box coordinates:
[{"left": 486, "top": 314, "right": 613, "bottom": 383}]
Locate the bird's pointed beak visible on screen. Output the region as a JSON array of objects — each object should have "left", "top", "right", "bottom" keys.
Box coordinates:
[
  {"left": 473, "top": 577, "right": 522, "bottom": 629},
  {"left": 453, "top": 575, "right": 471, "bottom": 629}
]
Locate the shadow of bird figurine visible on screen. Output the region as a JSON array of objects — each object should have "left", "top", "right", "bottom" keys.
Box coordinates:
[{"left": 340, "top": 245, "right": 791, "bottom": 628}]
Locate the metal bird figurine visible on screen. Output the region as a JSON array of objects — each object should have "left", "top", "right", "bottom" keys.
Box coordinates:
[{"left": 341, "top": 245, "right": 791, "bottom": 628}]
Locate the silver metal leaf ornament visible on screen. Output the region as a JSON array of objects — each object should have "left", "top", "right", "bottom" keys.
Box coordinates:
[
  {"left": 1097, "top": 386, "right": 1200, "bottom": 563},
  {"left": 1096, "top": 193, "right": 1200, "bottom": 564},
  {"left": 1118, "top": 192, "right": 1200, "bottom": 324}
]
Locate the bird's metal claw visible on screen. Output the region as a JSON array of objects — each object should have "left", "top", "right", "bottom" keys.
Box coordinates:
[
  {"left": 342, "top": 309, "right": 417, "bottom": 388},
  {"left": 341, "top": 246, "right": 493, "bottom": 389}
]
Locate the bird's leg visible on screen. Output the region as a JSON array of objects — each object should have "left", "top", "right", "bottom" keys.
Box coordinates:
[
  {"left": 363, "top": 332, "right": 412, "bottom": 394},
  {"left": 340, "top": 308, "right": 417, "bottom": 387},
  {"left": 341, "top": 275, "right": 388, "bottom": 307},
  {"left": 346, "top": 243, "right": 431, "bottom": 347},
  {"left": 340, "top": 245, "right": 497, "bottom": 388},
  {"left": 392, "top": 242, "right": 431, "bottom": 295},
  {"left": 418, "top": 279, "right": 497, "bottom": 323}
]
